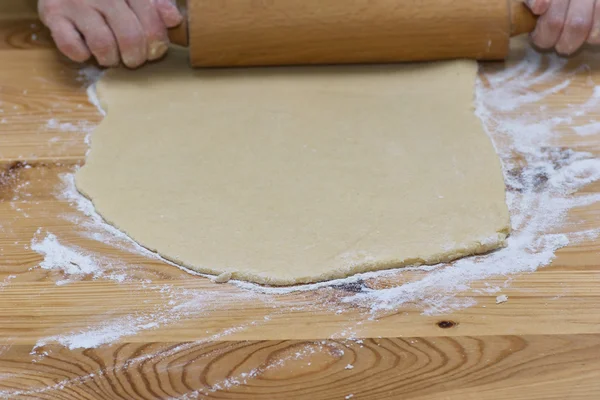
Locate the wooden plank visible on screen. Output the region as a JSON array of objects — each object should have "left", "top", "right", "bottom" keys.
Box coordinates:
[
  {"left": 0, "top": 1, "right": 37, "bottom": 19},
  {"left": 1, "top": 335, "right": 600, "bottom": 399},
  {"left": 1, "top": 17, "right": 600, "bottom": 399}
]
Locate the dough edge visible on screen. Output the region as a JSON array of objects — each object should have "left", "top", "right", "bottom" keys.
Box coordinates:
[{"left": 77, "top": 177, "right": 509, "bottom": 286}]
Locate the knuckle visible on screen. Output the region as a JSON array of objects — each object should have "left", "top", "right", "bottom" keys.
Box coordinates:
[
  {"left": 146, "top": 24, "right": 168, "bottom": 42},
  {"left": 88, "top": 36, "right": 114, "bottom": 54},
  {"left": 59, "top": 42, "right": 79, "bottom": 57},
  {"left": 546, "top": 16, "right": 565, "bottom": 32},
  {"left": 38, "top": 0, "right": 62, "bottom": 15},
  {"left": 59, "top": 42, "right": 88, "bottom": 61},
  {"left": 88, "top": 40, "right": 117, "bottom": 65},
  {"left": 60, "top": 41, "right": 79, "bottom": 54},
  {"left": 120, "top": 31, "right": 145, "bottom": 48}
]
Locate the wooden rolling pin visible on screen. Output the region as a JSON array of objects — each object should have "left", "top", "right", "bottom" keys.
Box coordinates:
[{"left": 168, "top": 0, "right": 537, "bottom": 67}]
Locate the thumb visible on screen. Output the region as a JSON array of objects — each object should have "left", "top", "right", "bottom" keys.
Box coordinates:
[
  {"left": 155, "top": 0, "right": 184, "bottom": 28},
  {"left": 526, "top": 0, "right": 552, "bottom": 15}
]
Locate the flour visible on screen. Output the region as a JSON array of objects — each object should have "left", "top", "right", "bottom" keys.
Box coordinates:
[
  {"left": 573, "top": 121, "right": 600, "bottom": 136},
  {"left": 0, "top": 276, "right": 16, "bottom": 290},
  {"left": 496, "top": 294, "right": 509, "bottom": 304},
  {"left": 35, "top": 317, "right": 160, "bottom": 350},
  {"left": 24, "top": 41, "right": 600, "bottom": 357},
  {"left": 45, "top": 118, "right": 83, "bottom": 132},
  {"left": 86, "top": 82, "right": 106, "bottom": 117},
  {"left": 77, "top": 66, "right": 103, "bottom": 84},
  {"left": 31, "top": 231, "right": 101, "bottom": 282},
  {"left": 549, "top": 159, "right": 600, "bottom": 193}
]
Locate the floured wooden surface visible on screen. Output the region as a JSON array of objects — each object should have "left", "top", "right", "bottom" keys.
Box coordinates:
[{"left": 2, "top": 21, "right": 600, "bottom": 398}]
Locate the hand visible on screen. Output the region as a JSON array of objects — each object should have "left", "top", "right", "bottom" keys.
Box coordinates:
[
  {"left": 38, "top": 0, "right": 183, "bottom": 68},
  {"left": 527, "top": 0, "right": 600, "bottom": 55}
]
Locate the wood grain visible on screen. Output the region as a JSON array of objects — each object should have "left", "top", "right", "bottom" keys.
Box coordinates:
[
  {"left": 3, "top": 335, "right": 600, "bottom": 399},
  {"left": 187, "top": 0, "right": 516, "bottom": 67},
  {"left": 1, "top": 17, "right": 600, "bottom": 399}
]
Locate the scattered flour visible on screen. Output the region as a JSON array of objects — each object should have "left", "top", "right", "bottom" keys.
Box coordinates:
[
  {"left": 31, "top": 232, "right": 100, "bottom": 283},
  {"left": 496, "top": 294, "right": 509, "bottom": 304},
  {"left": 45, "top": 118, "right": 87, "bottom": 132},
  {"left": 35, "top": 317, "right": 160, "bottom": 350},
  {"left": 86, "top": 81, "right": 106, "bottom": 117},
  {"left": 0, "top": 276, "right": 16, "bottom": 290},
  {"left": 572, "top": 121, "right": 600, "bottom": 136},
  {"left": 77, "top": 66, "right": 103, "bottom": 84}
]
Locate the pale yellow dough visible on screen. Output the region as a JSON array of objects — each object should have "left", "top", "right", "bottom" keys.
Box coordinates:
[{"left": 77, "top": 48, "right": 510, "bottom": 286}]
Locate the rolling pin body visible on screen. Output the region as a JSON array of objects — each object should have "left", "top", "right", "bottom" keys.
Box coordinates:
[{"left": 168, "top": 0, "right": 536, "bottom": 67}]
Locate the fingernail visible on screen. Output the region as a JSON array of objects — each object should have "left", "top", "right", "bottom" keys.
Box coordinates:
[
  {"left": 149, "top": 41, "right": 169, "bottom": 60},
  {"left": 123, "top": 53, "right": 142, "bottom": 68}
]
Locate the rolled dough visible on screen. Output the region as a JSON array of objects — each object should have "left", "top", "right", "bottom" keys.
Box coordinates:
[{"left": 77, "top": 48, "right": 510, "bottom": 286}]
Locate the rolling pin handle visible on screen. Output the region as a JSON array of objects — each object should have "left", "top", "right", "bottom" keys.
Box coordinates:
[
  {"left": 168, "top": 0, "right": 189, "bottom": 47},
  {"left": 510, "top": 0, "right": 538, "bottom": 36}
]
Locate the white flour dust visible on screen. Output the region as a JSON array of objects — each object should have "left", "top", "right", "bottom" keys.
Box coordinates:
[
  {"left": 45, "top": 118, "right": 94, "bottom": 133},
  {"left": 32, "top": 288, "right": 237, "bottom": 350},
  {"left": 25, "top": 43, "right": 600, "bottom": 354},
  {"left": 496, "top": 294, "right": 509, "bottom": 304},
  {"left": 31, "top": 231, "right": 102, "bottom": 284}
]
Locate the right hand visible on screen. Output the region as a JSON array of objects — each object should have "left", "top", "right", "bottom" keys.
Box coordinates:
[
  {"left": 38, "top": 0, "right": 183, "bottom": 68},
  {"left": 527, "top": 0, "right": 600, "bottom": 55}
]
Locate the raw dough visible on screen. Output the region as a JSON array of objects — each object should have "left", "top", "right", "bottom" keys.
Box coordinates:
[{"left": 77, "top": 48, "right": 510, "bottom": 286}]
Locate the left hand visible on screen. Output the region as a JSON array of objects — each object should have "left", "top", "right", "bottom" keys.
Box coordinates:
[
  {"left": 38, "top": 0, "right": 183, "bottom": 68},
  {"left": 527, "top": 0, "right": 600, "bottom": 55}
]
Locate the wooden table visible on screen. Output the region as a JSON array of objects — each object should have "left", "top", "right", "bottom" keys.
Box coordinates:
[{"left": 2, "top": 10, "right": 600, "bottom": 400}]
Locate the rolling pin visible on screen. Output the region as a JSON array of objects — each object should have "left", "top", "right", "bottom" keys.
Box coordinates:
[{"left": 167, "top": 0, "right": 537, "bottom": 67}]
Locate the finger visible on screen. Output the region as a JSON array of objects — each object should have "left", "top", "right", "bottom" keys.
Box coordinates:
[
  {"left": 527, "top": 0, "right": 553, "bottom": 15},
  {"left": 556, "top": 0, "right": 595, "bottom": 54},
  {"left": 127, "top": 0, "right": 169, "bottom": 61},
  {"left": 155, "top": 0, "right": 184, "bottom": 28},
  {"left": 44, "top": 16, "right": 91, "bottom": 62},
  {"left": 73, "top": 10, "right": 120, "bottom": 66},
  {"left": 588, "top": 1, "right": 600, "bottom": 44},
  {"left": 531, "top": 0, "right": 571, "bottom": 49},
  {"left": 98, "top": 3, "right": 148, "bottom": 68}
]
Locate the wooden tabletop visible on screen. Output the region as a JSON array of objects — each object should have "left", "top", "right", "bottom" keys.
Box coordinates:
[{"left": 2, "top": 11, "right": 600, "bottom": 400}]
